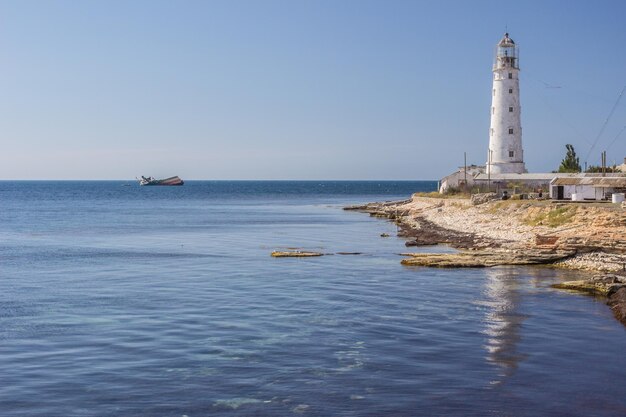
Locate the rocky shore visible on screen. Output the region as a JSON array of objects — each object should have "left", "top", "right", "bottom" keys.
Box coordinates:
[
  {"left": 345, "top": 193, "right": 626, "bottom": 324},
  {"left": 345, "top": 193, "right": 626, "bottom": 272}
]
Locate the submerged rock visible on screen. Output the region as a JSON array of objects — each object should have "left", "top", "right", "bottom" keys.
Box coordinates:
[{"left": 271, "top": 251, "right": 324, "bottom": 258}]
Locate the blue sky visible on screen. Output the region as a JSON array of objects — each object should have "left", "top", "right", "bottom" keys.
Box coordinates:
[{"left": 0, "top": 0, "right": 625, "bottom": 179}]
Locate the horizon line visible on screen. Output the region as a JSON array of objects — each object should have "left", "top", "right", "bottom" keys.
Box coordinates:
[{"left": 0, "top": 178, "right": 438, "bottom": 182}]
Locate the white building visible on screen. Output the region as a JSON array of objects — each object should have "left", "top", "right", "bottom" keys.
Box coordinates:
[
  {"left": 550, "top": 176, "right": 626, "bottom": 200},
  {"left": 486, "top": 33, "right": 526, "bottom": 175}
]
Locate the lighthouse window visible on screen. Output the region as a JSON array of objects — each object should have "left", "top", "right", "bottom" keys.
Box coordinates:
[
  {"left": 492, "top": 107, "right": 495, "bottom": 114},
  {"left": 493, "top": 89, "right": 496, "bottom": 96},
  {"left": 509, "top": 88, "right": 513, "bottom": 94},
  {"left": 509, "top": 107, "right": 513, "bottom": 112},
  {"left": 508, "top": 128, "right": 514, "bottom": 134},
  {"left": 509, "top": 151, "right": 514, "bottom": 158},
  {"left": 508, "top": 72, "right": 512, "bottom": 79}
]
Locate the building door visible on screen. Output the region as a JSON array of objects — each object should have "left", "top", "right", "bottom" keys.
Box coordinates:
[{"left": 557, "top": 186, "right": 564, "bottom": 200}]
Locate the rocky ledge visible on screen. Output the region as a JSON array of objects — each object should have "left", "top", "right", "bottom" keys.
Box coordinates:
[
  {"left": 401, "top": 249, "right": 574, "bottom": 268},
  {"left": 552, "top": 274, "right": 626, "bottom": 325}
]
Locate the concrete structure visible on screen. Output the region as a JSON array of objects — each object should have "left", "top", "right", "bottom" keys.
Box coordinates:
[
  {"left": 550, "top": 176, "right": 626, "bottom": 200},
  {"left": 441, "top": 171, "right": 626, "bottom": 197},
  {"left": 473, "top": 172, "right": 555, "bottom": 194},
  {"left": 441, "top": 171, "right": 561, "bottom": 194},
  {"left": 487, "top": 33, "right": 526, "bottom": 175},
  {"left": 438, "top": 165, "right": 485, "bottom": 193}
]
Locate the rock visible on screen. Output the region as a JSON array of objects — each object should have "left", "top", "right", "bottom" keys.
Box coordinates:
[
  {"left": 397, "top": 218, "right": 495, "bottom": 249},
  {"left": 535, "top": 234, "right": 559, "bottom": 246},
  {"left": 552, "top": 274, "right": 626, "bottom": 296},
  {"left": 608, "top": 287, "right": 626, "bottom": 325},
  {"left": 405, "top": 239, "right": 438, "bottom": 247},
  {"left": 401, "top": 249, "right": 573, "bottom": 268},
  {"left": 271, "top": 251, "right": 324, "bottom": 257},
  {"left": 470, "top": 192, "right": 497, "bottom": 206},
  {"left": 380, "top": 233, "right": 390, "bottom": 237},
  {"left": 336, "top": 252, "right": 362, "bottom": 255},
  {"left": 343, "top": 199, "right": 411, "bottom": 213}
]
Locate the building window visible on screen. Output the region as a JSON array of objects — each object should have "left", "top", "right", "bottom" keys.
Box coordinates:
[
  {"left": 508, "top": 72, "right": 512, "bottom": 79},
  {"left": 509, "top": 151, "right": 514, "bottom": 158},
  {"left": 509, "top": 106, "right": 513, "bottom": 112},
  {"left": 509, "top": 88, "right": 513, "bottom": 94},
  {"left": 508, "top": 128, "right": 514, "bottom": 134}
]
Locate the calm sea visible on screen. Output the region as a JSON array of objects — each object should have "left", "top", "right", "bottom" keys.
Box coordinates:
[{"left": 1, "top": 181, "right": 625, "bottom": 417}]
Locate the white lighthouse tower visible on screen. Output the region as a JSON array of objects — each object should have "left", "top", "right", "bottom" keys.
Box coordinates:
[{"left": 487, "top": 33, "right": 526, "bottom": 174}]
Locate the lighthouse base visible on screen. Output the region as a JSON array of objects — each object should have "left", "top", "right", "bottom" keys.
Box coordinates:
[{"left": 486, "top": 162, "right": 527, "bottom": 175}]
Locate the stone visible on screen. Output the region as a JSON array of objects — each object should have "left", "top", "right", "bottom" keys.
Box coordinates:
[
  {"left": 535, "top": 234, "right": 559, "bottom": 246},
  {"left": 405, "top": 239, "right": 438, "bottom": 247},
  {"left": 470, "top": 192, "right": 497, "bottom": 206},
  {"left": 271, "top": 251, "right": 324, "bottom": 257}
]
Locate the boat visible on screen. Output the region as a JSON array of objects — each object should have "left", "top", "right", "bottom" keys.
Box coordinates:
[{"left": 138, "top": 175, "right": 184, "bottom": 186}]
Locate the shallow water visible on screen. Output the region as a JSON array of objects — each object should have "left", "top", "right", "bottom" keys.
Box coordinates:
[{"left": 1, "top": 181, "right": 625, "bottom": 416}]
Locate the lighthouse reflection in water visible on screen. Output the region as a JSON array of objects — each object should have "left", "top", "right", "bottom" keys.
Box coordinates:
[{"left": 479, "top": 267, "right": 528, "bottom": 384}]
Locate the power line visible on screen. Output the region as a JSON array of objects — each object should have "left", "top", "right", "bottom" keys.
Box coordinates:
[
  {"left": 606, "top": 125, "right": 626, "bottom": 152},
  {"left": 583, "top": 85, "right": 626, "bottom": 165}
]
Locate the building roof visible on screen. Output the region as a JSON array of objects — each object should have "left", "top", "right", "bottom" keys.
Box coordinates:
[
  {"left": 474, "top": 173, "right": 560, "bottom": 181},
  {"left": 551, "top": 176, "right": 626, "bottom": 188},
  {"left": 474, "top": 172, "right": 626, "bottom": 182}
]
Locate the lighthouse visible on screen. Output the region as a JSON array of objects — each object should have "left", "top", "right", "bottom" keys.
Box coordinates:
[{"left": 487, "top": 33, "right": 526, "bottom": 174}]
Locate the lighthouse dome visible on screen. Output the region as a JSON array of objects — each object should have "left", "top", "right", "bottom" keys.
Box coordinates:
[{"left": 498, "top": 33, "right": 515, "bottom": 46}]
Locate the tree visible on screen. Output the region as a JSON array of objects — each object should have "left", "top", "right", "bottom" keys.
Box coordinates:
[{"left": 558, "top": 144, "right": 581, "bottom": 173}]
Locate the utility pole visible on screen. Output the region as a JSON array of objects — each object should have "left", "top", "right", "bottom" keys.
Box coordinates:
[{"left": 464, "top": 152, "right": 467, "bottom": 192}]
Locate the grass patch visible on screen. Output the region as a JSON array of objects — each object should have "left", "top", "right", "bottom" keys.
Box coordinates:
[
  {"left": 523, "top": 206, "right": 577, "bottom": 227},
  {"left": 484, "top": 200, "right": 527, "bottom": 213},
  {"left": 414, "top": 191, "right": 470, "bottom": 199}
]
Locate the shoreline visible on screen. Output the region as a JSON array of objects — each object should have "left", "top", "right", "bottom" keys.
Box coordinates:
[
  {"left": 346, "top": 194, "right": 626, "bottom": 271},
  {"left": 345, "top": 193, "right": 626, "bottom": 325}
]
